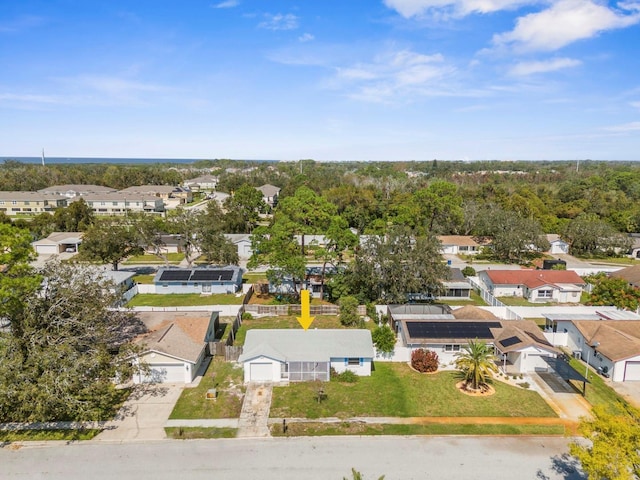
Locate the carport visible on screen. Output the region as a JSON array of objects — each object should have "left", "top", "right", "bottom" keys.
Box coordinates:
[{"left": 542, "top": 357, "right": 590, "bottom": 395}]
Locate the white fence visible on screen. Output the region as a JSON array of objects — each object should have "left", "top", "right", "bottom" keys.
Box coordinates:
[
  {"left": 467, "top": 276, "right": 522, "bottom": 320},
  {"left": 129, "top": 305, "right": 242, "bottom": 316}
]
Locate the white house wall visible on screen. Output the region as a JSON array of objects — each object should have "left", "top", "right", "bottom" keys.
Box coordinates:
[
  {"left": 330, "top": 357, "right": 372, "bottom": 376},
  {"left": 243, "top": 356, "right": 283, "bottom": 383}
]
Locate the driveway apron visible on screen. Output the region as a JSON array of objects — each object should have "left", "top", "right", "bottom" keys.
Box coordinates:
[{"left": 93, "top": 384, "right": 184, "bottom": 442}]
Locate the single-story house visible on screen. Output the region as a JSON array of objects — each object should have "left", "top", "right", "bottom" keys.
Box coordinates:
[
  {"left": 609, "top": 264, "right": 640, "bottom": 289},
  {"left": 437, "top": 235, "right": 490, "bottom": 255},
  {"left": 32, "top": 231, "right": 83, "bottom": 255},
  {"left": 268, "top": 266, "right": 340, "bottom": 298},
  {"left": 224, "top": 233, "right": 253, "bottom": 259},
  {"left": 238, "top": 329, "right": 374, "bottom": 383},
  {"left": 544, "top": 312, "right": 640, "bottom": 382},
  {"left": 546, "top": 234, "right": 570, "bottom": 254},
  {"left": 119, "top": 185, "right": 193, "bottom": 205},
  {"left": 134, "top": 312, "right": 218, "bottom": 384},
  {"left": 478, "top": 269, "right": 585, "bottom": 304},
  {"left": 256, "top": 184, "right": 280, "bottom": 208},
  {"left": 143, "top": 234, "right": 186, "bottom": 254},
  {"left": 396, "top": 316, "right": 557, "bottom": 374},
  {"left": 387, "top": 304, "right": 454, "bottom": 332},
  {"left": 439, "top": 268, "right": 472, "bottom": 300},
  {"left": 154, "top": 266, "right": 243, "bottom": 294}
]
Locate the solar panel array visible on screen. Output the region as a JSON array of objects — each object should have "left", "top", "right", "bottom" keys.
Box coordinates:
[
  {"left": 405, "top": 321, "right": 502, "bottom": 339},
  {"left": 499, "top": 335, "right": 521, "bottom": 348},
  {"left": 159, "top": 269, "right": 236, "bottom": 282},
  {"left": 159, "top": 270, "right": 191, "bottom": 281},
  {"left": 191, "top": 269, "right": 234, "bottom": 281}
]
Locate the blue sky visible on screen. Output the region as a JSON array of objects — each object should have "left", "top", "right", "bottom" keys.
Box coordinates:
[{"left": 1, "top": 0, "right": 639, "bottom": 161}]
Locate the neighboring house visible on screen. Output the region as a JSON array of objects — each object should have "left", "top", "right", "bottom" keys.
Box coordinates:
[
  {"left": 268, "top": 266, "right": 339, "bottom": 298},
  {"left": 143, "top": 234, "right": 186, "bottom": 254},
  {"left": 387, "top": 304, "right": 453, "bottom": 332},
  {"left": 37, "top": 184, "right": 117, "bottom": 198},
  {"left": 478, "top": 269, "right": 585, "bottom": 304},
  {"left": 609, "top": 264, "right": 640, "bottom": 289},
  {"left": 439, "top": 268, "right": 472, "bottom": 300},
  {"left": 154, "top": 266, "right": 243, "bottom": 294},
  {"left": 544, "top": 312, "right": 640, "bottom": 382},
  {"left": 183, "top": 175, "right": 219, "bottom": 191},
  {"left": 0, "top": 191, "right": 68, "bottom": 216},
  {"left": 32, "top": 231, "right": 83, "bottom": 255},
  {"left": 628, "top": 234, "right": 640, "bottom": 259},
  {"left": 437, "top": 235, "right": 490, "bottom": 255},
  {"left": 238, "top": 329, "right": 374, "bottom": 383},
  {"left": 390, "top": 304, "right": 557, "bottom": 373},
  {"left": 77, "top": 193, "right": 165, "bottom": 215},
  {"left": 545, "top": 234, "right": 570, "bottom": 254},
  {"left": 119, "top": 185, "right": 193, "bottom": 206},
  {"left": 134, "top": 312, "right": 218, "bottom": 384},
  {"left": 295, "top": 235, "right": 328, "bottom": 247},
  {"left": 256, "top": 184, "right": 280, "bottom": 208},
  {"left": 224, "top": 233, "right": 253, "bottom": 259}
]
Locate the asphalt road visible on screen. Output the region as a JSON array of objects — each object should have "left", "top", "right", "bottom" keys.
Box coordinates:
[{"left": 1, "top": 436, "right": 584, "bottom": 480}]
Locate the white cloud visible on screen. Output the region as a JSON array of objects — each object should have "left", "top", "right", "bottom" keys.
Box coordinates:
[
  {"left": 493, "top": 0, "right": 640, "bottom": 52},
  {"left": 331, "top": 49, "right": 459, "bottom": 102},
  {"left": 383, "top": 0, "right": 532, "bottom": 18},
  {"left": 259, "top": 13, "right": 299, "bottom": 31},
  {"left": 631, "top": 101, "right": 640, "bottom": 109},
  {"left": 212, "top": 0, "right": 239, "bottom": 7},
  {"left": 508, "top": 57, "right": 581, "bottom": 76},
  {"left": 298, "top": 33, "right": 315, "bottom": 42},
  {"left": 0, "top": 93, "right": 62, "bottom": 104},
  {"left": 604, "top": 121, "right": 640, "bottom": 132}
]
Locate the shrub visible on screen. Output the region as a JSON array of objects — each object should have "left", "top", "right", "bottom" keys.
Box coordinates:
[
  {"left": 371, "top": 325, "right": 396, "bottom": 354},
  {"left": 241, "top": 312, "right": 253, "bottom": 321},
  {"left": 411, "top": 348, "right": 439, "bottom": 373},
  {"left": 330, "top": 368, "right": 359, "bottom": 383},
  {"left": 517, "top": 382, "right": 530, "bottom": 389},
  {"left": 339, "top": 295, "right": 361, "bottom": 327},
  {"left": 461, "top": 266, "right": 476, "bottom": 277}
]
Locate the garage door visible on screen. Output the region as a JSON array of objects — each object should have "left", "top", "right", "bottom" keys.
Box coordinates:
[
  {"left": 624, "top": 361, "right": 640, "bottom": 381},
  {"left": 35, "top": 245, "right": 59, "bottom": 255},
  {"left": 250, "top": 363, "right": 273, "bottom": 382},
  {"left": 140, "top": 363, "right": 185, "bottom": 383}
]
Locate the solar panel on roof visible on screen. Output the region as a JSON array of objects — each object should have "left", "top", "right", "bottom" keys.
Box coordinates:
[
  {"left": 190, "top": 269, "right": 234, "bottom": 281},
  {"left": 499, "top": 336, "right": 521, "bottom": 348},
  {"left": 159, "top": 270, "right": 192, "bottom": 281},
  {"left": 405, "top": 321, "right": 501, "bottom": 339}
]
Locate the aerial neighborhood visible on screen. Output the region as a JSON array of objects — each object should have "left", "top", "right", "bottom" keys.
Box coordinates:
[{"left": 1, "top": 159, "right": 639, "bottom": 477}]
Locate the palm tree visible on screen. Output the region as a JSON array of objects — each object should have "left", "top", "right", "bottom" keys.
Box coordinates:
[{"left": 455, "top": 339, "right": 498, "bottom": 391}]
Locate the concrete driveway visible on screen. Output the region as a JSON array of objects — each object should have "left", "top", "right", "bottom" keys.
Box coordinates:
[
  {"left": 530, "top": 372, "right": 591, "bottom": 422},
  {"left": 607, "top": 380, "right": 640, "bottom": 408},
  {"left": 93, "top": 384, "right": 184, "bottom": 443}
]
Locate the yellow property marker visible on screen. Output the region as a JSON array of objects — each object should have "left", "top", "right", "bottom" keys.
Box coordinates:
[{"left": 297, "top": 289, "right": 315, "bottom": 330}]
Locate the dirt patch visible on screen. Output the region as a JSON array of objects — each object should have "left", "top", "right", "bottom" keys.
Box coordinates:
[{"left": 456, "top": 381, "right": 496, "bottom": 397}]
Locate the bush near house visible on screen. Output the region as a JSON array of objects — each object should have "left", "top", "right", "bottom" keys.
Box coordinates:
[{"left": 411, "top": 348, "right": 439, "bottom": 373}]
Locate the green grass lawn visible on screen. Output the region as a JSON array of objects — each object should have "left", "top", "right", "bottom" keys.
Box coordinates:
[
  {"left": 270, "top": 422, "right": 565, "bottom": 437},
  {"left": 581, "top": 256, "right": 639, "bottom": 265},
  {"left": 497, "top": 297, "right": 553, "bottom": 307},
  {"left": 127, "top": 293, "right": 244, "bottom": 307},
  {"left": 0, "top": 429, "right": 101, "bottom": 441},
  {"left": 566, "top": 356, "right": 631, "bottom": 414},
  {"left": 132, "top": 274, "right": 156, "bottom": 284},
  {"left": 243, "top": 273, "right": 268, "bottom": 283},
  {"left": 234, "top": 315, "right": 345, "bottom": 345},
  {"left": 270, "top": 363, "right": 556, "bottom": 419},
  {"left": 165, "top": 427, "right": 238, "bottom": 439},
  {"left": 440, "top": 291, "right": 488, "bottom": 306},
  {"left": 169, "top": 359, "right": 245, "bottom": 419},
  {"left": 124, "top": 252, "right": 185, "bottom": 264}
]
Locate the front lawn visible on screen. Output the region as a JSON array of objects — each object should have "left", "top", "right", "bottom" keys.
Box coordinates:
[
  {"left": 270, "top": 422, "right": 565, "bottom": 437},
  {"left": 123, "top": 253, "right": 185, "bottom": 264},
  {"left": 169, "top": 359, "right": 245, "bottom": 420},
  {"left": 127, "top": 293, "right": 244, "bottom": 307},
  {"left": 566, "top": 356, "right": 630, "bottom": 414},
  {"left": 270, "top": 363, "right": 556, "bottom": 419},
  {"left": 165, "top": 427, "right": 237, "bottom": 439},
  {"left": 234, "top": 315, "right": 345, "bottom": 345}
]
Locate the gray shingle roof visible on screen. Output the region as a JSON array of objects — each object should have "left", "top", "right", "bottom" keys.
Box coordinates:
[{"left": 239, "top": 329, "right": 374, "bottom": 363}]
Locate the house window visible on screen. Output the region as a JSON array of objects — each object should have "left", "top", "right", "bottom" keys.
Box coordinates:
[
  {"left": 538, "top": 289, "right": 553, "bottom": 298},
  {"left": 12, "top": 201, "right": 17, "bottom": 205},
  {"left": 162, "top": 283, "right": 168, "bottom": 287},
  {"left": 24, "top": 201, "right": 30, "bottom": 205},
  {"left": 347, "top": 358, "right": 361, "bottom": 366},
  {"left": 444, "top": 345, "right": 461, "bottom": 352}
]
